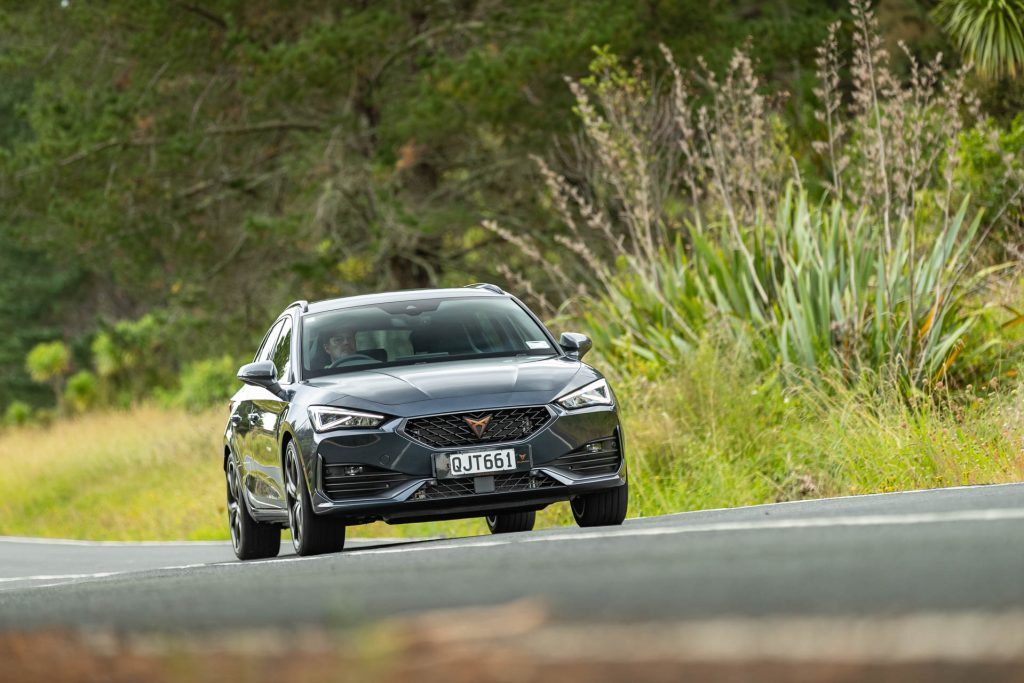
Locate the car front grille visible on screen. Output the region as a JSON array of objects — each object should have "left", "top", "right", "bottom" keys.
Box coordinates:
[
  {"left": 548, "top": 437, "right": 622, "bottom": 476},
  {"left": 421, "top": 471, "right": 559, "bottom": 500},
  {"left": 321, "top": 463, "right": 415, "bottom": 501},
  {"left": 405, "top": 406, "right": 552, "bottom": 449}
]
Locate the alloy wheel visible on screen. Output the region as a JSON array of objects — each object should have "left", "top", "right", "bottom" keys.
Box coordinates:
[
  {"left": 226, "top": 462, "right": 243, "bottom": 554},
  {"left": 285, "top": 447, "right": 303, "bottom": 553}
]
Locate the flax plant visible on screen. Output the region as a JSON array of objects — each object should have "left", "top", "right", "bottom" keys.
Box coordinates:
[
  {"left": 487, "top": 0, "right": 1019, "bottom": 390},
  {"left": 585, "top": 186, "right": 987, "bottom": 386}
]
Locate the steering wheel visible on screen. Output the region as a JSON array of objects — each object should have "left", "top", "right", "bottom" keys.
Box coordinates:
[{"left": 328, "top": 353, "right": 377, "bottom": 368}]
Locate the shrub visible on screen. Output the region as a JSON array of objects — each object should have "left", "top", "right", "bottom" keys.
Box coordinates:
[
  {"left": 175, "top": 355, "right": 243, "bottom": 412},
  {"left": 65, "top": 370, "right": 98, "bottom": 413},
  {"left": 91, "top": 312, "right": 176, "bottom": 405},
  {"left": 4, "top": 401, "right": 32, "bottom": 427},
  {"left": 955, "top": 114, "right": 1024, "bottom": 242}
]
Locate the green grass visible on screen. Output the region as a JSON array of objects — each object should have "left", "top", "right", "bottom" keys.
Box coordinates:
[
  {"left": 621, "top": 343, "right": 1023, "bottom": 517},
  {"left": 0, "top": 354, "right": 1020, "bottom": 541}
]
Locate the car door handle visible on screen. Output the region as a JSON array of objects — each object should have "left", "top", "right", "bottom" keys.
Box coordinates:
[{"left": 248, "top": 412, "right": 261, "bottom": 425}]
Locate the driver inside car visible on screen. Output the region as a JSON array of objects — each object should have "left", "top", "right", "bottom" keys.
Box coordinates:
[{"left": 323, "top": 327, "right": 363, "bottom": 368}]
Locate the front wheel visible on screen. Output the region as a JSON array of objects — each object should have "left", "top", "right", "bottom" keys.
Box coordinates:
[
  {"left": 485, "top": 510, "right": 536, "bottom": 534},
  {"left": 285, "top": 441, "right": 346, "bottom": 556},
  {"left": 227, "top": 460, "right": 281, "bottom": 561},
  {"left": 571, "top": 483, "right": 628, "bottom": 528}
]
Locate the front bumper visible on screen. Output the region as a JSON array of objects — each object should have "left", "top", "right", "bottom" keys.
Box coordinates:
[{"left": 303, "top": 404, "right": 625, "bottom": 524}]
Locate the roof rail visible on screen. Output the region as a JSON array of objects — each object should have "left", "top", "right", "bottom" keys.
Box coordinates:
[
  {"left": 286, "top": 299, "right": 309, "bottom": 312},
  {"left": 465, "top": 283, "right": 505, "bottom": 295}
]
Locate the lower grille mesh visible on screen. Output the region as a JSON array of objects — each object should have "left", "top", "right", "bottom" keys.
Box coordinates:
[{"left": 422, "top": 471, "right": 559, "bottom": 500}]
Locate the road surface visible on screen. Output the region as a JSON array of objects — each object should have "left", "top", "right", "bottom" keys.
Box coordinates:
[{"left": 1, "top": 483, "right": 1021, "bottom": 631}]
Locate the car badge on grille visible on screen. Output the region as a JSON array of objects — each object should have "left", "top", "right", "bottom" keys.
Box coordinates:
[{"left": 464, "top": 415, "right": 492, "bottom": 438}]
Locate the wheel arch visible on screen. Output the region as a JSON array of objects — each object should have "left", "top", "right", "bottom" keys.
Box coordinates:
[
  {"left": 280, "top": 428, "right": 319, "bottom": 501},
  {"left": 280, "top": 428, "right": 308, "bottom": 488},
  {"left": 280, "top": 429, "right": 295, "bottom": 471}
]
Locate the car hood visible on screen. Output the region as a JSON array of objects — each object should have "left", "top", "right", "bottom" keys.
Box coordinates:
[{"left": 301, "top": 356, "right": 595, "bottom": 415}]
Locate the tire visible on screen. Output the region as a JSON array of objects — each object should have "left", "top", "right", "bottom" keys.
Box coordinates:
[
  {"left": 285, "top": 440, "right": 346, "bottom": 556},
  {"left": 571, "top": 483, "right": 628, "bottom": 528},
  {"left": 485, "top": 510, "right": 536, "bottom": 534},
  {"left": 227, "top": 459, "right": 281, "bottom": 561}
]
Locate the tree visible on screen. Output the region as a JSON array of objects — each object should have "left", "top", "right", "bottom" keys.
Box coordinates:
[
  {"left": 25, "top": 341, "right": 71, "bottom": 413},
  {"left": 934, "top": 0, "right": 1024, "bottom": 79}
]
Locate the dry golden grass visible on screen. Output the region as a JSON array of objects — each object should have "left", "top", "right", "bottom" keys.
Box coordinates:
[
  {"left": 0, "top": 406, "right": 571, "bottom": 541},
  {"left": 0, "top": 406, "right": 227, "bottom": 540}
]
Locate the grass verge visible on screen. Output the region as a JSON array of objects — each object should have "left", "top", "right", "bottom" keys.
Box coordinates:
[
  {"left": 0, "top": 349, "right": 1020, "bottom": 541},
  {"left": 621, "top": 344, "right": 1024, "bottom": 518}
]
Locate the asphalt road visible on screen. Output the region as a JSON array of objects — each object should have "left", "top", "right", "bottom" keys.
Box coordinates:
[{"left": 0, "top": 483, "right": 1021, "bottom": 632}]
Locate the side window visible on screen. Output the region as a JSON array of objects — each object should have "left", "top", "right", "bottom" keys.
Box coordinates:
[
  {"left": 271, "top": 317, "right": 293, "bottom": 382},
  {"left": 254, "top": 320, "right": 284, "bottom": 363}
]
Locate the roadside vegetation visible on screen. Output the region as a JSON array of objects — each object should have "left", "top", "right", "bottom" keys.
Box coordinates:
[
  {"left": 1, "top": 339, "right": 1020, "bottom": 541},
  {"left": 1, "top": 1, "right": 1023, "bottom": 540}
]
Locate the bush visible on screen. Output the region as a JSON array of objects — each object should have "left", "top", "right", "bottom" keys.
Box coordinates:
[
  {"left": 955, "top": 115, "right": 1024, "bottom": 241},
  {"left": 65, "top": 370, "right": 98, "bottom": 413},
  {"left": 25, "top": 341, "right": 71, "bottom": 411},
  {"left": 175, "top": 355, "right": 243, "bottom": 412},
  {"left": 4, "top": 401, "right": 32, "bottom": 427},
  {"left": 91, "top": 312, "right": 175, "bottom": 405}
]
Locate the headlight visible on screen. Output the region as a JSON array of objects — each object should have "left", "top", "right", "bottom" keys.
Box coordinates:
[
  {"left": 556, "top": 378, "right": 613, "bottom": 410},
  {"left": 307, "top": 406, "right": 384, "bottom": 432}
]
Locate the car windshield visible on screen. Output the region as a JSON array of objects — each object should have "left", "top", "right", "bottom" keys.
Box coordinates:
[{"left": 301, "top": 297, "right": 557, "bottom": 378}]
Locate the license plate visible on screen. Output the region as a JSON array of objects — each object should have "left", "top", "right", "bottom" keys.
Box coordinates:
[{"left": 434, "top": 448, "right": 516, "bottom": 478}]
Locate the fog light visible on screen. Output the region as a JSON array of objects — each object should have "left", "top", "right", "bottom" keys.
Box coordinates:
[
  {"left": 585, "top": 443, "right": 602, "bottom": 453},
  {"left": 345, "top": 466, "right": 363, "bottom": 476}
]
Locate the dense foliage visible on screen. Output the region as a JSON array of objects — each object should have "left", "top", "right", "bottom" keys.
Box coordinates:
[
  {"left": 490, "top": 1, "right": 1024, "bottom": 389},
  {"left": 1, "top": 1, "right": 1021, "bottom": 415},
  {"left": 0, "top": 0, "right": 864, "bottom": 412}
]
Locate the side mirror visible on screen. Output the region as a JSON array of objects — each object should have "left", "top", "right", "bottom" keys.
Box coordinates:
[
  {"left": 558, "top": 332, "right": 593, "bottom": 360},
  {"left": 237, "top": 361, "right": 286, "bottom": 399}
]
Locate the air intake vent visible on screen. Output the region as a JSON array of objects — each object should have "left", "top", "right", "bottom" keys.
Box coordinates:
[
  {"left": 548, "top": 437, "right": 622, "bottom": 476},
  {"left": 321, "top": 463, "right": 414, "bottom": 501}
]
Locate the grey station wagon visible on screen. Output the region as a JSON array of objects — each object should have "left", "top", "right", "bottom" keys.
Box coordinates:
[{"left": 224, "top": 284, "right": 628, "bottom": 559}]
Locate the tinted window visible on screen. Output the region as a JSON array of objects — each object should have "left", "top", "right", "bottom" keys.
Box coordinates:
[
  {"left": 271, "top": 316, "right": 292, "bottom": 381},
  {"left": 302, "top": 297, "right": 555, "bottom": 377},
  {"left": 255, "top": 319, "right": 284, "bottom": 363}
]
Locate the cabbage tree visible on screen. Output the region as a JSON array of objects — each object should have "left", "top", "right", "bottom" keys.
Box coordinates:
[{"left": 934, "top": 0, "right": 1024, "bottom": 79}]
